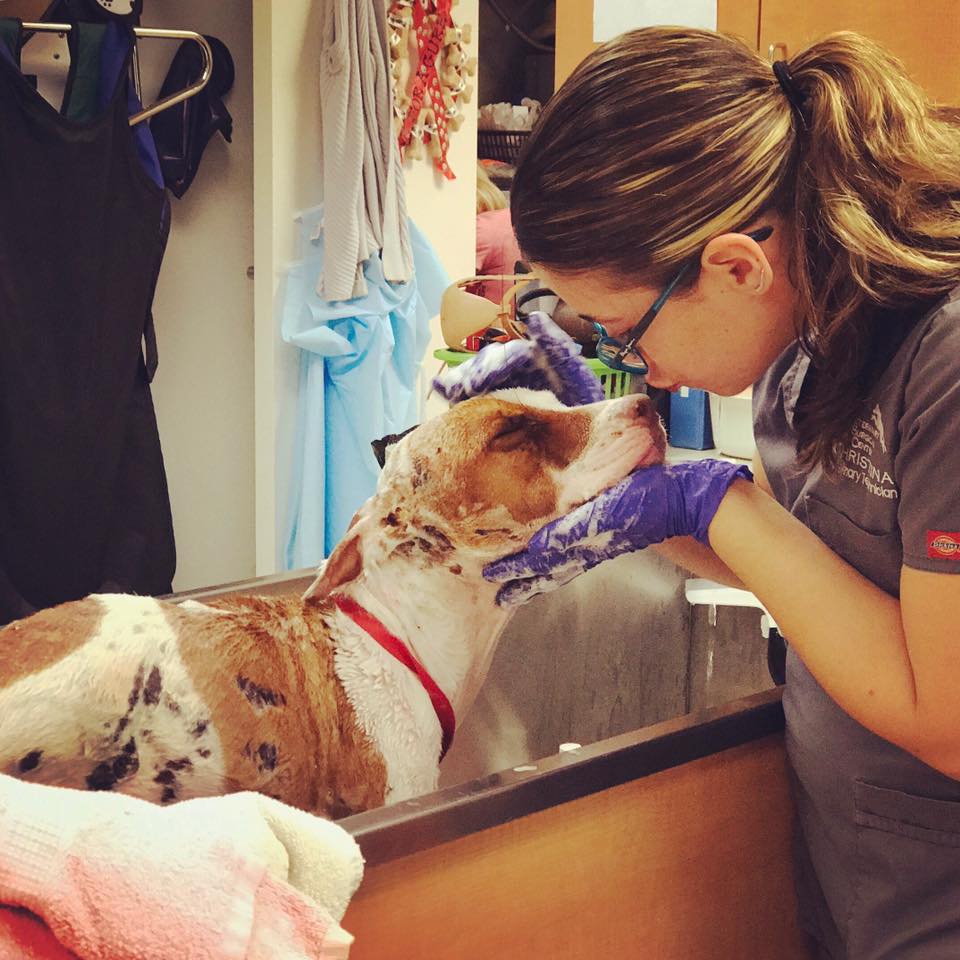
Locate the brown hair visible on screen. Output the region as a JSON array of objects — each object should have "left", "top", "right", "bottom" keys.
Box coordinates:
[{"left": 511, "top": 28, "right": 960, "bottom": 469}]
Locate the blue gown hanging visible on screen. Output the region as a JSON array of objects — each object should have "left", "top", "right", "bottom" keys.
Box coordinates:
[{"left": 281, "top": 207, "right": 448, "bottom": 566}]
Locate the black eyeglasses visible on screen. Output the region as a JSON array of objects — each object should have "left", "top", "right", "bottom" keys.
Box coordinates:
[{"left": 593, "top": 226, "right": 774, "bottom": 373}]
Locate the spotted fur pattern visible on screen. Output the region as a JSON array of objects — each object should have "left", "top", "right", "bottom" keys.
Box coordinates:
[{"left": 0, "top": 391, "right": 665, "bottom": 815}]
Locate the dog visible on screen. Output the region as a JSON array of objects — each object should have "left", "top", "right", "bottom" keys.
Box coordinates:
[{"left": 0, "top": 389, "right": 665, "bottom": 817}]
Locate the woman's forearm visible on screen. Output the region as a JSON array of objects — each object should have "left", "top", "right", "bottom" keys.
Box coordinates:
[
  {"left": 706, "top": 480, "right": 935, "bottom": 764},
  {"left": 651, "top": 537, "right": 744, "bottom": 587}
]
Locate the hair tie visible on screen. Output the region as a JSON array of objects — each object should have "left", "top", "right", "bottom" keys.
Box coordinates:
[{"left": 772, "top": 60, "right": 808, "bottom": 131}]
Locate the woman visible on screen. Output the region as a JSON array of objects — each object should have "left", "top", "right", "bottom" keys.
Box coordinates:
[
  {"left": 474, "top": 162, "right": 522, "bottom": 302},
  {"left": 437, "top": 26, "right": 960, "bottom": 959}
]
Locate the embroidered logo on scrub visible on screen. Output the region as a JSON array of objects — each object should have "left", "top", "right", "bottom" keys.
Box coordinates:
[
  {"left": 838, "top": 406, "right": 898, "bottom": 500},
  {"left": 927, "top": 531, "right": 960, "bottom": 560},
  {"left": 869, "top": 404, "right": 887, "bottom": 453}
]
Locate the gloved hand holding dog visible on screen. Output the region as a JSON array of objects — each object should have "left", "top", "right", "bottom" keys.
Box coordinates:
[
  {"left": 484, "top": 459, "right": 752, "bottom": 605},
  {"left": 432, "top": 311, "right": 604, "bottom": 407},
  {"left": 432, "top": 310, "right": 752, "bottom": 604}
]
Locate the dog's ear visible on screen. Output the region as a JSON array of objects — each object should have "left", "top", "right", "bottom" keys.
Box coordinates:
[
  {"left": 302, "top": 533, "right": 363, "bottom": 601},
  {"left": 371, "top": 425, "right": 418, "bottom": 469}
]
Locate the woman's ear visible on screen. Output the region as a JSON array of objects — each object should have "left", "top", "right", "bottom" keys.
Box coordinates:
[{"left": 701, "top": 233, "right": 772, "bottom": 295}]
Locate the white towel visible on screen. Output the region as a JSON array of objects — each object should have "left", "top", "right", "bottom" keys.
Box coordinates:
[{"left": 0, "top": 774, "right": 363, "bottom": 959}]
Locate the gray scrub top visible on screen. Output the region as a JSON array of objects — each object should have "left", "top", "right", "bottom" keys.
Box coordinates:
[{"left": 752, "top": 286, "right": 960, "bottom": 959}]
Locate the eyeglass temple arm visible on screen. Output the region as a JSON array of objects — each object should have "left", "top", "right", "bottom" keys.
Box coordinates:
[
  {"left": 618, "top": 224, "right": 774, "bottom": 357},
  {"left": 618, "top": 260, "right": 694, "bottom": 359}
]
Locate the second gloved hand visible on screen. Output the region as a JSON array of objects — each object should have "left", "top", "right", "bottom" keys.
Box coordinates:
[
  {"left": 483, "top": 459, "right": 752, "bottom": 605},
  {"left": 432, "top": 311, "right": 604, "bottom": 407}
]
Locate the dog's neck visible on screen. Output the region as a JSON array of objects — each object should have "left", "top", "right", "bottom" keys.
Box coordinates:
[{"left": 332, "top": 547, "right": 514, "bottom": 719}]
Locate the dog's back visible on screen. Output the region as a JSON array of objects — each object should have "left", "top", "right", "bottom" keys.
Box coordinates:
[
  {"left": 0, "top": 390, "right": 666, "bottom": 814},
  {"left": 0, "top": 593, "right": 387, "bottom": 816}
]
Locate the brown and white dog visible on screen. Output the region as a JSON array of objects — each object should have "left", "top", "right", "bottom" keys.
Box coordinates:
[{"left": 0, "top": 389, "right": 664, "bottom": 817}]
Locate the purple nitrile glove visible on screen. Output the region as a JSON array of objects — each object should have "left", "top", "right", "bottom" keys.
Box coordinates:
[
  {"left": 432, "top": 311, "right": 604, "bottom": 407},
  {"left": 483, "top": 459, "right": 753, "bottom": 606}
]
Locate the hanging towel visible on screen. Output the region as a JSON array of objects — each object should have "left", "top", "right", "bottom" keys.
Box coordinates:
[
  {"left": 282, "top": 207, "right": 447, "bottom": 566},
  {"left": 0, "top": 774, "right": 363, "bottom": 960},
  {"left": 318, "top": 0, "right": 413, "bottom": 300}
]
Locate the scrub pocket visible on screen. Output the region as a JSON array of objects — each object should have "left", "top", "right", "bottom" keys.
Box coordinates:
[
  {"left": 800, "top": 495, "right": 901, "bottom": 598},
  {"left": 847, "top": 780, "right": 960, "bottom": 958}
]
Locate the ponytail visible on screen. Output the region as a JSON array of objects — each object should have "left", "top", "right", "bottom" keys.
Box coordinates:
[
  {"left": 785, "top": 32, "right": 960, "bottom": 467},
  {"left": 512, "top": 28, "right": 960, "bottom": 470}
]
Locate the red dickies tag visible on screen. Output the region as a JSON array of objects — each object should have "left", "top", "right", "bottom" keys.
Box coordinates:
[{"left": 927, "top": 531, "right": 960, "bottom": 560}]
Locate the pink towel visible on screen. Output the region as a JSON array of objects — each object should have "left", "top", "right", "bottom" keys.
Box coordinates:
[
  {"left": 0, "top": 774, "right": 363, "bottom": 960},
  {"left": 0, "top": 906, "right": 78, "bottom": 960}
]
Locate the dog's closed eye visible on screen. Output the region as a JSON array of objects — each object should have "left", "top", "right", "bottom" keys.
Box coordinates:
[{"left": 488, "top": 415, "right": 542, "bottom": 453}]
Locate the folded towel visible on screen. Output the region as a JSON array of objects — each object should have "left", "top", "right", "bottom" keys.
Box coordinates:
[
  {"left": 0, "top": 883, "right": 355, "bottom": 960},
  {"left": 0, "top": 906, "right": 78, "bottom": 960},
  {"left": 0, "top": 774, "right": 363, "bottom": 960}
]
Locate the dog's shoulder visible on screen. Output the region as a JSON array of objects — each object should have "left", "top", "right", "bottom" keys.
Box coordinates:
[{"left": 0, "top": 597, "right": 107, "bottom": 690}]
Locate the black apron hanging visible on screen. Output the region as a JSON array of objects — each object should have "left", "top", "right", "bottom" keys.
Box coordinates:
[
  {"left": 150, "top": 33, "right": 235, "bottom": 199},
  {"left": 0, "top": 18, "right": 175, "bottom": 624}
]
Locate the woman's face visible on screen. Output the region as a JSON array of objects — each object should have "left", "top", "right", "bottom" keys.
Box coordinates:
[{"left": 533, "top": 221, "right": 801, "bottom": 396}]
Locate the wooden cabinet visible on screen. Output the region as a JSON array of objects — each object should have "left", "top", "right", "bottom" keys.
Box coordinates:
[
  {"left": 760, "top": 0, "right": 960, "bottom": 105},
  {"left": 557, "top": 0, "right": 959, "bottom": 105},
  {"left": 345, "top": 716, "right": 811, "bottom": 960},
  {"left": 555, "top": 0, "right": 759, "bottom": 88},
  {"left": 555, "top": 0, "right": 594, "bottom": 88}
]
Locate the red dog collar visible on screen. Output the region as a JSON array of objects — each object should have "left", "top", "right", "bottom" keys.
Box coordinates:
[{"left": 333, "top": 595, "right": 456, "bottom": 760}]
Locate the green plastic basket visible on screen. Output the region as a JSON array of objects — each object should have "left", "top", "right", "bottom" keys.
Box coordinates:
[{"left": 433, "top": 349, "right": 634, "bottom": 400}]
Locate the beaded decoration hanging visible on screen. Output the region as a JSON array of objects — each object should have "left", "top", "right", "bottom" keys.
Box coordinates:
[{"left": 388, "top": 0, "right": 476, "bottom": 180}]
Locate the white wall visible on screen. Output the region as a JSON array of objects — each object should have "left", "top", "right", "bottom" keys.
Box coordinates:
[
  {"left": 253, "top": 0, "right": 479, "bottom": 573},
  {"left": 145, "top": 0, "right": 477, "bottom": 584},
  {"left": 2, "top": 0, "right": 477, "bottom": 590},
  {"left": 140, "top": 1, "right": 256, "bottom": 591},
  {"left": 402, "top": 5, "right": 479, "bottom": 283},
  {"left": 4, "top": 0, "right": 257, "bottom": 593},
  {"left": 252, "top": 0, "right": 325, "bottom": 576},
  {"left": 404, "top": 0, "right": 480, "bottom": 423}
]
